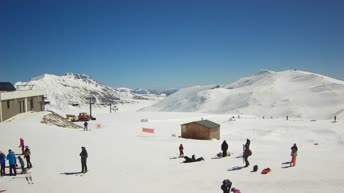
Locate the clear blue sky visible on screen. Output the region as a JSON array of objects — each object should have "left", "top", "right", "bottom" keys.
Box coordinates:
[{"left": 1, "top": 0, "right": 343, "bottom": 89}]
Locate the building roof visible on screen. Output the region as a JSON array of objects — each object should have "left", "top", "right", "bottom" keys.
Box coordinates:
[
  {"left": 0, "top": 82, "right": 16, "bottom": 92},
  {"left": 182, "top": 120, "right": 220, "bottom": 129}
]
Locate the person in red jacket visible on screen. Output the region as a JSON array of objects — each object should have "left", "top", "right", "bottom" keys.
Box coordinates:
[
  {"left": 290, "top": 143, "right": 298, "bottom": 167},
  {"left": 19, "top": 138, "right": 25, "bottom": 154},
  {"left": 179, "top": 144, "right": 184, "bottom": 157}
]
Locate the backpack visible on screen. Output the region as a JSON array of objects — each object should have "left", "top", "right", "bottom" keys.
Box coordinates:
[
  {"left": 253, "top": 165, "right": 258, "bottom": 172},
  {"left": 247, "top": 149, "right": 252, "bottom": 156}
]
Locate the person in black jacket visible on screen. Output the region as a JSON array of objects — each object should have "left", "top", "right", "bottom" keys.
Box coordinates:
[
  {"left": 84, "top": 121, "right": 88, "bottom": 131},
  {"left": 245, "top": 138, "right": 250, "bottom": 150},
  {"left": 80, "top": 147, "right": 88, "bottom": 173},
  {"left": 243, "top": 148, "right": 251, "bottom": 167},
  {"left": 221, "top": 179, "right": 232, "bottom": 193},
  {"left": 221, "top": 140, "right": 229, "bottom": 157},
  {"left": 183, "top": 155, "right": 204, "bottom": 163}
]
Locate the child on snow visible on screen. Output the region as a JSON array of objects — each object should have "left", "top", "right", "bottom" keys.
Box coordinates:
[
  {"left": 19, "top": 138, "right": 25, "bottom": 154},
  {"left": 290, "top": 143, "right": 298, "bottom": 167},
  {"left": 179, "top": 144, "right": 184, "bottom": 157},
  {"left": 18, "top": 156, "right": 26, "bottom": 174}
]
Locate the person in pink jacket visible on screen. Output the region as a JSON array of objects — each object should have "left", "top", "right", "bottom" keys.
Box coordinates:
[
  {"left": 231, "top": 187, "right": 241, "bottom": 193},
  {"left": 19, "top": 138, "right": 25, "bottom": 154},
  {"left": 290, "top": 143, "right": 298, "bottom": 167}
]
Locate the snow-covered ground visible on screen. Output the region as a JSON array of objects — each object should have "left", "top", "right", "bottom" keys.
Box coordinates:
[{"left": 1, "top": 102, "right": 344, "bottom": 193}]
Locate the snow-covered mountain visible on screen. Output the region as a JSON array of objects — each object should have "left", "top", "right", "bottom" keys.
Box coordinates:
[
  {"left": 15, "top": 73, "right": 160, "bottom": 113},
  {"left": 141, "top": 70, "right": 344, "bottom": 119},
  {"left": 131, "top": 88, "right": 178, "bottom": 96}
]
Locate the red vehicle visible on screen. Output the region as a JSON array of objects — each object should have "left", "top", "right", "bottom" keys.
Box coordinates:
[{"left": 78, "top": 113, "right": 90, "bottom": 121}]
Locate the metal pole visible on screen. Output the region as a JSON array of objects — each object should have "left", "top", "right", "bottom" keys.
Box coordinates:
[
  {"left": 89, "top": 98, "right": 92, "bottom": 118},
  {"left": 110, "top": 103, "right": 112, "bottom": 114}
]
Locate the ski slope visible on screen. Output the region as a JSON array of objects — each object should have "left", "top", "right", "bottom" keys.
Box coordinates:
[{"left": 1, "top": 102, "right": 344, "bottom": 193}]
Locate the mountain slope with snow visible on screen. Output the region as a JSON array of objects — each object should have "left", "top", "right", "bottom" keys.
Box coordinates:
[
  {"left": 141, "top": 70, "right": 344, "bottom": 119},
  {"left": 15, "top": 73, "right": 160, "bottom": 113}
]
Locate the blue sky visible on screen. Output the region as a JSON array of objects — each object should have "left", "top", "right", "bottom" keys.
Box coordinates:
[{"left": 1, "top": 0, "right": 343, "bottom": 89}]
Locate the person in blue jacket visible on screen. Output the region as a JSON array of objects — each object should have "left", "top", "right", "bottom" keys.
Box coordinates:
[
  {"left": 0, "top": 151, "right": 6, "bottom": 176},
  {"left": 7, "top": 149, "right": 17, "bottom": 176}
]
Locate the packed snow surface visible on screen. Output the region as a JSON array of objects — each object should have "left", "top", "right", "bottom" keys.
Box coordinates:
[{"left": 1, "top": 102, "right": 344, "bottom": 193}]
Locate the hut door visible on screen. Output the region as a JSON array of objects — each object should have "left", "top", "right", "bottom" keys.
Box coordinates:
[{"left": 18, "top": 101, "right": 25, "bottom": 113}]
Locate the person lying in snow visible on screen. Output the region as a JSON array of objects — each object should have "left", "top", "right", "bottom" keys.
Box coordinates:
[
  {"left": 231, "top": 187, "right": 241, "bottom": 193},
  {"left": 183, "top": 155, "right": 204, "bottom": 163}
]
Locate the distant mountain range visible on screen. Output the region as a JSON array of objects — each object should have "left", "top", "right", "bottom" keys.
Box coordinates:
[
  {"left": 131, "top": 88, "right": 179, "bottom": 96},
  {"left": 15, "top": 73, "right": 177, "bottom": 112},
  {"left": 140, "top": 70, "right": 344, "bottom": 120}
]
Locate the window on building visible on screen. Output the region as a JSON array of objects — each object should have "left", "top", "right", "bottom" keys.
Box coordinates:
[{"left": 7, "top": 101, "right": 10, "bottom": 109}]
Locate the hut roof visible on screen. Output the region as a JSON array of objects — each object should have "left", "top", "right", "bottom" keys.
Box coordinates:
[
  {"left": 0, "top": 82, "right": 16, "bottom": 92},
  {"left": 182, "top": 120, "right": 220, "bottom": 129}
]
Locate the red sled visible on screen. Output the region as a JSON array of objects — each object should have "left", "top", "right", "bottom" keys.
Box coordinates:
[{"left": 261, "top": 168, "right": 271, "bottom": 175}]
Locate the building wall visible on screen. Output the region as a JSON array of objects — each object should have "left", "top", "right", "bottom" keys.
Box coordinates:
[
  {"left": 1, "top": 98, "right": 24, "bottom": 121},
  {"left": 209, "top": 128, "right": 220, "bottom": 140},
  {"left": 181, "top": 123, "right": 220, "bottom": 140},
  {"left": 0, "top": 95, "right": 45, "bottom": 122},
  {"left": 27, "top": 96, "right": 45, "bottom": 112}
]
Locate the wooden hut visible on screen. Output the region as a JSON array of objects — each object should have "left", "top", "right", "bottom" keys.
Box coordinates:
[{"left": 181, "top": 120, "right": 220, "bottom": 140}]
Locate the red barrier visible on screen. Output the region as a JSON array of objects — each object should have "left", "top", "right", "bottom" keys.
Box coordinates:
[{"left": 142, "top": 128, "right": 154, "bottom": 133}]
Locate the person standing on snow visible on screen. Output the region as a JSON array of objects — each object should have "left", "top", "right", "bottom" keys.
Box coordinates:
[
  {"left": 24, "top": 146, "right": 32, "bottom": 169},
  {"left": 221, "top": 140, "right": 229, "bottom": 157},
  {"left": 7, "top": 150, "right": 17, "bottom": 176},
  {"left": 0, "top": 151, "right": 6, "bottom": 176},
  {"left": 290, "top": 143, "right": 298, "bottom": 167},
  {"left": 18, "top": 155, "right": 26, "bottom": 174},
  {"left": 179, "top": 144, "right": 184, "bottom": 157},
  {"left": 19, "top": 138, "right": 25, "bottom": 154},
  {"left": 80, "top": 147, "right": 88, "bottom": 173},
  {"left": 244, "top": 138, "right": 250, "bottom": 150},
  {"left": 84, "top": 121, "right": 88, "bottom": 131}
]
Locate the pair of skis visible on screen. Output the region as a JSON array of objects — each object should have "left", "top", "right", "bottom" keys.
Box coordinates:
[{"left": 25, "top": 172, "right": 34, "bottom": 184}]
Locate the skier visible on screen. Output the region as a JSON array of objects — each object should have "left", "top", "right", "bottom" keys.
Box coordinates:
[
  {"left": 179, "top": 144, "right": 184, "bottom": 157},
  {"left": 18, "top": 138, "right": 25, "bottom": 154},
  {"left": 0, "top": 151, "right": 6, "bottom": 176},
  {"left": 221, "top": 140, "right": 229, "bottom": 157},
  {"left": 334, "top": 115, "right": 336, "bottom": 122},
  {"left": 221, "top": 179, "right": 232, "bottom": 193},
  {"left": 80, "top": 147, "right": 88, "bottom": 173},
  {"left": 7, "top": 150, "right": 16, "bottom": 176},
  {"left": 24, "top": 146, "right": 32, "bottom": 169},
  {"left": 290, "top": 143, "right": 298, "bottom": 167},
  {"left": 18, "top": 155, "right": 26, "bottom": 174},
  {"left": 84, "top": 121, "right": 88, "bottom": 131},
  {"left": 231, "top": 187, "right": 241, "bottom": 193}
]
